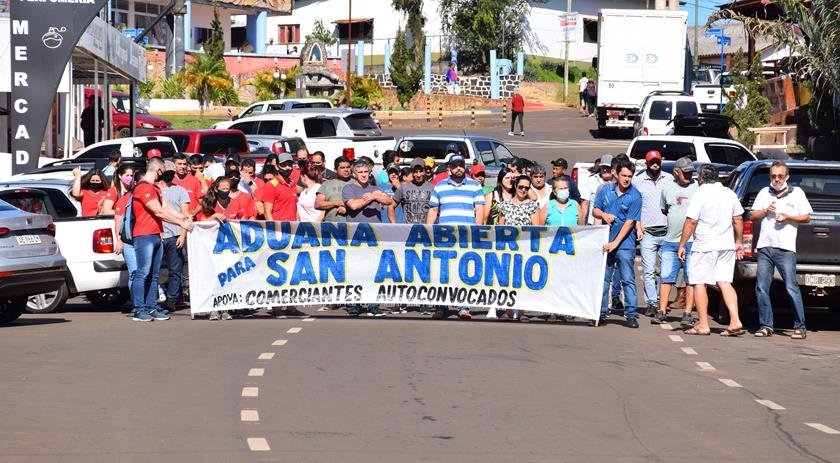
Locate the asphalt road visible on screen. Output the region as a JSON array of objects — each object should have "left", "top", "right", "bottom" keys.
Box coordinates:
[{"left": 3, "top": 109, "right": 840, "bottom": 462}]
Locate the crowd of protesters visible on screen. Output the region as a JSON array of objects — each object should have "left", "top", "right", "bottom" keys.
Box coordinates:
[{"left": 69, "top": 143, "right": 811, "bottom": 338}]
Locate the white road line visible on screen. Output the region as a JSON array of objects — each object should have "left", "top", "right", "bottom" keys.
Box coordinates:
[
  {"left": 718, "top": 378, "right": 743, "bottom": 388},
  {"left": 756, "top": 399, "right": 786, "bottom": 410},
  {"left": 248, "top": 368, "right": 265, "bottom": 377},
  {"left": 272, "top": 339, "right": 288, "bottom": 346},
  {"left": 680, "top": 347, "right": 698, "bottom": 355},
  {"left": 241, "top": 410, "right": 260, "bottom": 422},
  {"left": 258, "top": 353, "right": 275, "bottom": 360},
  {"left": 660, "top": 323, "right": 673, "bottom": 330},
  {"left": 241, "top": 387, "right": 259, "bottom": 397},
  {"left": 247, "top": 437, "right": 271, "bottom": 451},
  {"left": 302, "top": 318, "right": 316, "bottom": 322},
  {"left": 805, "top": 423, "right": 840, "bottom": 435},
  {"left": 668, "top": 335, "right": 684, "bottom": 343},
  {"left": 287, "top": 327, "right": 302, "bottom": 334},
  {"left": 696, "top": 362, "right": 716, "bottom": 371}
]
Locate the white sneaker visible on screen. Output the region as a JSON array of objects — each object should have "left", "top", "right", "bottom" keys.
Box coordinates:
[
  {"left": 157, "top": 287, "right": 166, "bottom": 303},
  {"left": 519, "top": 132, "right": 525, "bottom": 137},
  {"left": 508, "top": 131, "right": 515, "bottom": 136}
]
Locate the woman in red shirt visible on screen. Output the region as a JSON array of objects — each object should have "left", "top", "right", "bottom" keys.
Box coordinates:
[
  {"left": 100, "top": 165, "right": 136, "bottom": 215},
  {"left": 71, "top": 166, "right": 115, "bottom": 216},
  {"left": 195, "top": 177, "right": 254, "bottom": 222}
]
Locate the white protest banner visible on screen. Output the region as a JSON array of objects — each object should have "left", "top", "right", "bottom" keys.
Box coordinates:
[{"left": 187, "top": 221, "right": 609, "bottom": 320}]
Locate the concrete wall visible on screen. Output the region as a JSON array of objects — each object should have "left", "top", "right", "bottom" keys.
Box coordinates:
[
  {"left": 373, "top": 73, "right": 523, "bottom": 99},
  {"left": 190, "top": 2, "right": 232, "bottom": 51}
]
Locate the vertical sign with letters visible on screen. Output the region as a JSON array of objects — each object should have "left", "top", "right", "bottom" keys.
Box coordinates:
[{"left": 10, "top": 0, "right": 108, "bottom": 174}]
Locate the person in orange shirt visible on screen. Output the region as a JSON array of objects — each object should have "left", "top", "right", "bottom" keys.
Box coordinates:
[
  {"left": 263, "top": 153, "right": 299, "bottom": 221},
  {"left": 170, "top": 152, "right": 206, "bottom": 214},
  {"left": 71, "top": 166, "right": 115, "bottom": 216}
]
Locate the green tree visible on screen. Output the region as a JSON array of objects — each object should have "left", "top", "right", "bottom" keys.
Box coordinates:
[
  {"left": 390, "top": 27, "right": 422, "bottom": 108},
  {"left": 711, "top": 0, "right": 840, "bottom": 133},
  {"left": 204, "top": 5, "right": 225, "bottom": 62},
  {"left": 305, "top": 19, "right": 338, "bottom": 46},
  {"left": 722, "top": 49, "right": 772, "bottom": 146},
  {"left": 392, "top": 0, "right": 425, "bottom": 64},
  {"left": 439, "top": 0, "right": 541, "bottom": 72},
  {"left": 249, "top": 66, "right": 300, "bottom": 101},
  {"left": 182, "top": 53, "right": 233, "bottom": 117}
]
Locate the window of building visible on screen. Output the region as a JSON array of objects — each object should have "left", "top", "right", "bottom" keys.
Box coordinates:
[
  {"left": 583, "top": 18, "right": 598, "bottom": 44},
  {"left": 277, "top": 24, "right": 300, "bottom": 44},
  {"left": 194, "top": 27, "right": 211, "bottom": 49},
  {"left": 335, "top": 19, "right": 373, "bottom": 42}
]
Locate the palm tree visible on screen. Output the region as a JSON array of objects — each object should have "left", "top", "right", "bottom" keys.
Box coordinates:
[{"left": 182, "top": 53, "right": 232, "bottom": 118}]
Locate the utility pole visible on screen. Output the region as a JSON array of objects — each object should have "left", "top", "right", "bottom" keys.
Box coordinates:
[
  {"left": 346, "top": 0, "right": 352, "bottom": 103},
  {"left": 693, "top": 0, "right": 699, "bottom": 66},
  {"left": 563, "top": 0, "right": 571, "bottom": 101}
]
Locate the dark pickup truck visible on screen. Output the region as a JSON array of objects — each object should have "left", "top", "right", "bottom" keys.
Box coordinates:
[{"left": 727, "top": 160, "right": 840, "bottom": 314}]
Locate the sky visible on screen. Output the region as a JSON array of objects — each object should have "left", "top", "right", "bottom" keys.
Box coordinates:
[{"left": 682, "top": 0, "right": 719, "bottom": 28}]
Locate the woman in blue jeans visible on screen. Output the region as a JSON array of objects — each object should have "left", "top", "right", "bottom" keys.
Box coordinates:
[{"left": 111, "top": 167, "right": 139, "bottom": 314}]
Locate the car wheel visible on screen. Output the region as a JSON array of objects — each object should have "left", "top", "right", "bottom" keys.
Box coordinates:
[
  {"left": 86, "top": 288, "right": 130, "bottom": 310},
  {"left": 0, "top": 297, "right": 26, "bottom": 323},
  {"left": 118, "top": 127, "right": 131, "bottom": 138},
  {"left": 25, "top": 283, "right": 69, "bottom": 314}
]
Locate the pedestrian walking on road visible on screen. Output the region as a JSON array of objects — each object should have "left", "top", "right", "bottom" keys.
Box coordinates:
[
  {"left": 653, "top": 157, "right": 699, "bottom": 326},
  {"left": 632, "top": 150, "right": 674, "bottom": 317},
  {"left": 593, "top": 159, "right": 643, "bottom": 328},
  {"left": 157, "top": 167, "right": 191, "bottom": 314},
  {"left": 578, "top": 73, "right": 590, "bottom": 113},
  {"left": 678, "top": 164, "right": 746, "bottom": 336},
  {"left": 750, "top": 161, "right": 812, "bottom": 339},
  {"left": 509, "top": 90, "right": 526, "bottom": 137},
  {"left": 585, "top": 80, "right": 597, "bottom": 117}
]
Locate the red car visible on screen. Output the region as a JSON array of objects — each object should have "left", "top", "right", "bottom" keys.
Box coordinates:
[
  {"left": 145, "top": 129, "right": 250, "bottom": 157},
  {"left": 84, "top": 89, "right": 171, "bottom": 138}
]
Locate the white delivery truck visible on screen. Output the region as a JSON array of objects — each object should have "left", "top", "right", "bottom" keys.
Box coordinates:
[{"left": 594, "top": 9, "right": 690, "bottom": 134}]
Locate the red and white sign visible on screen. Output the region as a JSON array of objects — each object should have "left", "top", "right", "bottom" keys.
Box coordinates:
[{"left": 559, "top": 13, "right": 579, "bottom": 42}]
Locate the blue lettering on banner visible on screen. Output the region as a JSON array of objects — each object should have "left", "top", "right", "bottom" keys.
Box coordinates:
[
  {"left": 404, "top": 249, "right": 431, "bottom": 283},
  {"left": 470, "top": 225, "right": 493, "bottom": 249},
  {"left": 522, "top": 226, "right": 547, "bottom": 252},
  {"left": 214, "top": 222, "right": 241, "bottom": 254},
  {"left": 240, "top": 221, "right": 264, "bottom": 253},
  {"left": 405, "top": 224, "right": 432, "bottom": 247},
  {"left": 266, "top": 252, "right": 289, "bottom": 285},
  {"left": 291, "top": 252, "right": 318, "bottom": 284},
  {"left": 350, "top": 223, "right": 378, "bottom": 247},
  {"left": 374, "top": 250, "right": 402, "bottom": 283},
  {"left": 266, "top": 221, "right": 292, "bottom": 249},
  {"left": 512, "top": 254, "right": 523, "bottom": 288},
  {"left": 458, "top": 251, "right": 483, "bottom": 285},
  {"left": 217, "top": 256, "right": 256, "bottom": 287},
  {"left": 433, "top": 250, "right": 457, "bottom": 283},
  {"left": 524, "top": 256, "right": 549, "bottom": 290},
  {"left": 549, "top": 227, "right": 576, "bottom": 255},
  {"left": 495, "top": 226, "right": 519, "bottom": 251},
  {"left": 434, "top": 225, "right": 456, "bottom": 247},
  {"left": 292, "top": 222, "right": 321, "bottom": 248},
  {"left": 484, "top": 253, "right": 511, "bottom": 286},
  {"left": 321, "top": 222, "right": 349, "bottom": 246},
  {"left": 320, "top": 249, "right": 346, "bottom": 283}
]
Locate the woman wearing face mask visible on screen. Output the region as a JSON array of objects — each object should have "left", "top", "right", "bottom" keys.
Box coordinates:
[
  {"left": 112, "top": 168, "right": 139, "bottom": 314},
  {"left": 484, "top": 170, "right": 516, "bottom": 225},
  {"left": 195, "top": 177, "right": 253, "bottom": 222},
  {"left": 498, "top": 175, "right": 540, "bottom": 322},
  {"left": 72, "top": 166, "right": 114, "bottom": 216},
  {"left": 100, "top": 165, "right": 136, "bottom": 215},
  {"left": 544, "top": 178, "right": 579, "bottom": 226}
]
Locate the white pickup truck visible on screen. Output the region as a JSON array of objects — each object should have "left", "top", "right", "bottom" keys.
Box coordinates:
[
  {"left": 215, "top": 109, "right": 394, "bottom": 166},
  {"left": 0, "top": 176, "right": 129, "bottom": 313}
]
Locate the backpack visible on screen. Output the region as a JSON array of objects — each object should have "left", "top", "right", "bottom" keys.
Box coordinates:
[{"left": 119, "top": 193, "right": 135, "bottom": 245}]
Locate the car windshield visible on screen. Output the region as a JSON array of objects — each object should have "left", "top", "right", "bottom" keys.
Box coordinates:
[
  {"left": 344, "top": 113, "right": 378, "bottom": 131},
  {"left": 630, "top": 140, "right": 696, "bottom": 161},
  {"left": 649, "top": 101, "right": 673, "bottom": 120},
  {"left": 0, "top": 192, "right": 49, "bottom": 215},
  {"left": 400, "top": 140, "right": 470, "bottom": 160},
  {"left": 111, "top": 95, "right": 150, "bottom": 114},
  {"left": 745, "top": 167, "right": 840, "bottom": 212},
  {"left": 0, "top": 199, "right": 20, "bottom": 212}
]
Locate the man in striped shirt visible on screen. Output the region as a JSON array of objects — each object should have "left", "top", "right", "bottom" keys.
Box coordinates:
[{"left": 426, "top": 154, "right": 486, "bottom": 320}]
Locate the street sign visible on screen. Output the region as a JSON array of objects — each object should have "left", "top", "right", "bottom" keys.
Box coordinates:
[
  {"left": 705, "top": 28, "right": 722, "bottom": 38},
  {"left": 716, "top": 35, "right": 732, "bottom": 46},
  {"left": 559, "top": 13, "right": 579, "bottom": 42}
]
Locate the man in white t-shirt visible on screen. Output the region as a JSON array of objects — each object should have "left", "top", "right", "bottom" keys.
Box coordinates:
[
  {"left": 677, "top": 164, "right": 746, "bottom": 336},
  {"left": 578, "top": 154, "right": 613, "bottom": 225},
  {"left": 578, "top": 73, "right": 590, "bottom": 112},
  {"left": 749, "top": 161, "right": 812, "bottom": 339}
]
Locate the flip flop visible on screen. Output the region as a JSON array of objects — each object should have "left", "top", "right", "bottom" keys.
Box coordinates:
[
  {"left": 684, "top": 326, "right": 711, "bottom": 335},
  {"left": 720, "top": 327, "right": 746, "bottom": 337}
]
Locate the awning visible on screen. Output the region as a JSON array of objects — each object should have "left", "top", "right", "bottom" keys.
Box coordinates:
[
  {"left": 332, "top": 18, "right": 374, "bottom": 25},
  {"left": 191, "top": 0, "right": 292, "bottom": 14}
]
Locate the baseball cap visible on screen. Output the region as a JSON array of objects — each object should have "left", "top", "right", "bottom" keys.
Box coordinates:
[
  {"left": 447, "top": 154, "right": 466, "bottom": 166},
  {"left": 645, "top": 150, "right": 663, "bottom": 163},
  {"left": 410, "top": 157, "right": 425, "bottom": 169},
  {"left": 424, "top": 157, "right": 435, "bottom": 168},
  {"left": 146, "top": 148, "right": 162, "bottom": 159},
  {"left": 470, "top": 164, "right": 486, "bottom": 177},
  {"left": 551, "top": 158, "right": 568, "bottom": 169},
  {"left": 445, "top": 143, "right": 460, "bottom": 154},
  {"left": 599, "top": 154, "right": 613, "bottom": 167},
  {"left": 674, "top": 156, "right": 696, "bottom": 173},
  {"left": 271, "top": 141, "right": 286, "bottom": 154},
  {"left": 277, "top": 152, "right": 294, "bottom": 164},
  {"left": 386, "top": 163, "right": 400, "bottom": 173}
]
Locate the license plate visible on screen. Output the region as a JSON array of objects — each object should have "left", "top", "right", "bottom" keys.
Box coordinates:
[
  {"left": 804, "top": 274, "right": 836, "bottom": 287},
  {"left": 16, "top": 235, "right": 42, "bottom": 245}
]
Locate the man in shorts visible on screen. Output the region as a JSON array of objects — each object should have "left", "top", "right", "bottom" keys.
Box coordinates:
[{"left": 678, "top": 164, "right": 746, "bottom": 336}]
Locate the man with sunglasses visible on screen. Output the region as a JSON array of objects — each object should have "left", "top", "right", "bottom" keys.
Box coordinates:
[
  {"left": 427, "top": 154, "right": 486, "bottom": 320},
  {"left": 750, "top": 161, "right": 812, "bottom": 339}
]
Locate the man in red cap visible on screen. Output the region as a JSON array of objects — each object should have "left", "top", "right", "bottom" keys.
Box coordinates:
[
  {"left": 632, "top": 149, "right": 674, "bottom": 317},
  {"left": 469, "top": 164, "right": 490, "bottom": 194},
  {"left": 146, "top": 148, "right": 162, "bottom": 159}
]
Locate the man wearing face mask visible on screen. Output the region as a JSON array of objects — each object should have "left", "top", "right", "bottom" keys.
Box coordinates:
[
  {"left": 157, "top": 163, "right": 192, "bottom": 313},
  {"left": 225, "top": 164, "right": 256, "bottom": 219},
  {"left": 750, "top": 161, "right": 812, "bottom": 339},
  {"left": 633, "top": 150, "right": 674, "bottom": 317},
  {"left": 264, "top": 153, "right": 299, "bottom": 221},
  {"left": 130, "top": 157, "right": 194, "bottom": 322}
]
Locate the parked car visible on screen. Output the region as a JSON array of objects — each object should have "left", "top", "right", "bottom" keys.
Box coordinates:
[
  {"left": 0, "top": 197, "right": 67, "bottom": 323},
  {"left": 41, "top": 136, "right": 179, "bottom": 170},
  {"left": 626, "top": 135, "right": 755, "bottom": 167},
  {"left": 84, "top": 89, "right": 172, "bottom": 138},
  {"left": 233, "top": 98, "right": 334, "bottom": 120},
  {"left": 633, "top": 91, "right": 703, "bottom": 137},
  {"left": 725, "top": 160, "right": 840, "bottom": 316},
  {"left": 245, "top": 135, "right": 307, "bottom": 169},
  {"left": 0, "top": 179, "right": 129, "bottom": 313},
  {"left": 145, "top": 129, "right": 249, "bottom": 157}
]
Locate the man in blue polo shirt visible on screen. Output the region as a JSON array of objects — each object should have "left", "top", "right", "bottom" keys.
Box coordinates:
[
  {"left": 593, "top": 158, "right": 643, "bottom": 328},
  {"left": 427, "top": 154, "right": 485, "bottom": 319}
]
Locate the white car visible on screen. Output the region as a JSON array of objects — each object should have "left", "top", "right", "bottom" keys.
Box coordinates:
[
  {"left": 627, "top": 135, "right": 756, "bottom": 166},
  {"left": 633, "top": 92, "right": 703, "bottom": 137},
  {"left": 232, "top": 98, "right": 334, "bottom": 120}
]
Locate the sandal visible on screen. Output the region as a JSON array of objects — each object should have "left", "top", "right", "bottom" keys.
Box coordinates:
[
  {"left": 754, "top": 326, "right": 774, "bottom": 337},
  {"left": 720, "top": 327, "right": 745, "bottom": 337},
  {"left": 684, "top": 326, "right": 711, "bottom": 336},
  {"left": 791, "top": 329, "right": 807, "bottom": 340}
]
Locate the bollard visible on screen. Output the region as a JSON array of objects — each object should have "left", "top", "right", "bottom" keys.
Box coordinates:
[
  {"left": 426, "top": 98, "right": 431, "bottom": 123},
  {"left": 438, "top": 103, "right": 443, "bottom": 128},
  {"left": 502, "top": 100, "right": 507, "bottom": 125},
  {"left": 388, "top": 106, "right": 392, "bottom": 128},
  {"left": 471, "top": 104, "right": 475, "bottom": 127}
]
